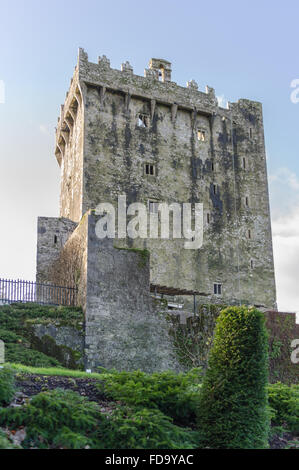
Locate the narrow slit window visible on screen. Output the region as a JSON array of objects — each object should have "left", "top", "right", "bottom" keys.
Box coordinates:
[
  {"left": 245, "top": 196, "right": 249, "bottom": 207},
  {"left": 54, "top": 235, "right": 58, "bottom": 245},
  {"left": 249, "top": 128, "right": 253, "bottom": 139},
  {"left": 145, "top": 163, "right": 155, "bottom": 176},
  {"left": 197, "top": 129, "right": 206, "bottom": 142},
  {"left": 250, "top": 260, "right": 254, "bottom": 269},
  {"left": 214, "top": 283, "right": 222, "bottom": 295},
  {"left": 207, "top": 213, "right": 210, "bottom": 224},
  {"left": 211, "top": 162, "right": 214, "bottom": 172},
  {"left": 243, "top": 157, "right": 246, "bottom": 169},
  {"left": 248, "top": 229, "right": 252, "bottom": 239},
  {"left": 213, "top": 184, "right": 217, "bottom": 195}
]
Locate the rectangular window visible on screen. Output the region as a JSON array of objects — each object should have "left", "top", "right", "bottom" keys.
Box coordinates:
[
  {"left": 145, "top": 163, "right": 155, "bottom": 176},
  {"left": 197, "top": 129, "right": 206, "bottom": 142},
  {"left": 214, "top": 283, "right": 222, "bottom": 295}
]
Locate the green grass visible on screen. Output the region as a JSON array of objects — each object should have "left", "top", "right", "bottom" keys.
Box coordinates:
[{"left": 7, "top": 363, "right": 110, "bottom": 380}]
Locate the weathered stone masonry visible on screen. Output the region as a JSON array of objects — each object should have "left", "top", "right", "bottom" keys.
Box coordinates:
[
  {"left": 46, "top": 212, "right": 181, "bottom": 371},
  {"left": 36, "top": 49, "right": 277, "bottom": 370}
]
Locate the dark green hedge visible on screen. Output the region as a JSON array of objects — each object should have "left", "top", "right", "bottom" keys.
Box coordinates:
[{"left": 197, "top": 306, "right": 269, "bottom": 449}]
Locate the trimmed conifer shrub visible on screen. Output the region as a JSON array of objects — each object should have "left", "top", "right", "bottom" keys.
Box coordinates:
[
  {"left": 0, "top": 367, "right": 15, "bottom": 406},
  {"left": 197, "top": 306, "right": 269, "bottom": 449}
]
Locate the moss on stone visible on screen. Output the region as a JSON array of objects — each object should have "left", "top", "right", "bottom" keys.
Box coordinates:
[
  {"left": 0, "top": 303, "right": 84, "bottom": 369},
  {"left": 114, "top": 246, "right": 150, "bottom": 268}
]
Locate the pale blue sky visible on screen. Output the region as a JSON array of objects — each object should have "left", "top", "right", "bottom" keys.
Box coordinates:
[{"left": 1, "top": 0, "right": 299, "bottom": 313}]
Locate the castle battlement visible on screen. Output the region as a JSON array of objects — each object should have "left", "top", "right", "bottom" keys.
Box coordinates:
[{"left": 55, "top": 48, "right": 265, "bottom": 171}]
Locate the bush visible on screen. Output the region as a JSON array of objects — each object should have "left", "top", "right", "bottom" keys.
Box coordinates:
[
  {"left": 0, "top": 303, "right": 83, "bottom": 368},
  {"left": 0, "top": 303, "right": 83, "bottom": 333},
  {"left": 0, "top": 328, "right": 26, "bottom": 344},
  {"left": 5, "top": 344, "right": 62, "bottom": 368},
  {"left": 0, "top": 388, "right": 99, "bottom": 449},
  {"left": 268, "top": 382, "right": 299, "bottom": 433},
  {"left": 197, "top": 306, "right": 269, "bottom": 449},
  {"left": 0, "top": 367, "right": 15, "bottom": 405},
  {"left": 0, "top": 388, "right": 199, "bottom": 449},
  {"left": 98, "top": 406, "right": 199, "bottom": 449},
  {"left": 0, "top": 430, "right": 19, "bottom": 449},
  {"left": 99, "top": 368, "right": 202, "bottom": 425}
]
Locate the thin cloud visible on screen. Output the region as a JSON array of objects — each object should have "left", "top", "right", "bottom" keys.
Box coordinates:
[{"left": 269, "top": 167, "right": 299, "bottom": 191}]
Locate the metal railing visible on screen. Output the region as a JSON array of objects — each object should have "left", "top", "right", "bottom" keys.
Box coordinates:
[{"left": 0, "top": 278, "right": 78, "bottom": 307}]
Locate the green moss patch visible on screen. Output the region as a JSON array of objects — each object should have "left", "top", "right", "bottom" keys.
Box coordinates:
[{"left": 0, "top": 303, "right": 84, "bottom": 368}]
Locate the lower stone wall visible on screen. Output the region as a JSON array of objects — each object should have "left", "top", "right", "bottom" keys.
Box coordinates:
[
  {"left": 30, "top": 323, "right": 84, "bottom": 369},
  {"left": 37, "top": 213, "right": 298, "bottom": 381},
  {"left": 51, "top": 212, "right": 182, "bottom": 373},
  {"left": 84, "top": 215, "right": 182, "bottom": 372}
]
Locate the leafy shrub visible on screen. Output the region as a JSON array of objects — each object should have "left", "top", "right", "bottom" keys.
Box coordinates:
[
  {"left": 0, "top": 389, "right": 99, "bottom": 449},
  {"left": 0, "top": 303, "right": 83, "bottom": 368},
  {"left": 0, "top": 388, "right": 199, "bottom": 449},
  {"left": 98, "top": 406, "right": 199, "bottom": 449},
  {"left": 0, "top": 303, "right": 83, "bottom": 333},
  {"left": 0, "top": 367, "right": 15, "bottom": 405},
  {"left": 0, "top": 328, "right": 26, "bottom": 344},
  {"left": 99, "top": 368, "right": 202, "bottom": 425},
  {"left": 268, "top": 382, "right": 299, "bottom": 433},
  {"left": 4, "top": 344, "right": 62, "bottom": 368},
  {"left": 0, "top": 429, "right": 19, "bottom": 449},
  {"left": 0, "top": 304, "right": 73, "bottom": 367},
  {"left": 197, "top": 306, "right": 269, "bottom": 449}
]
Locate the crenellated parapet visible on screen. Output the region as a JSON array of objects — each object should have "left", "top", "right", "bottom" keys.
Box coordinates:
[
  {"left": 76, "top": 48, "right": 219, "bottom": 116},
  {"left": 55, "top": 48, "right": 265, "bottom": 168}
]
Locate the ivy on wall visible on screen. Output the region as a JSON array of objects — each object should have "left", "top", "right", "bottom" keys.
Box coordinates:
[{"left": 167, "top": 305, "right": 298, "bottom": 384}]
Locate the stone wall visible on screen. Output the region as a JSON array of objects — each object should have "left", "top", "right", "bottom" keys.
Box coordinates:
[
  {"left": 31, "top": 323, "right": 84, "bottom": 369},
  {"left": 51, "top": 212, "right": 181, "bottom": 373},
  {"left": 36, "top": 217, "right": 77, "bottom": 284}
]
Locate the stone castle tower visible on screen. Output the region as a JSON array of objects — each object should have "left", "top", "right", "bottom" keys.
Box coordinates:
[
  {"left": 36, "top": 48, "right": 277, "bottom": 369},
  {"left": 39, "top": 48, "right": 276, "bottom": 309}
]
